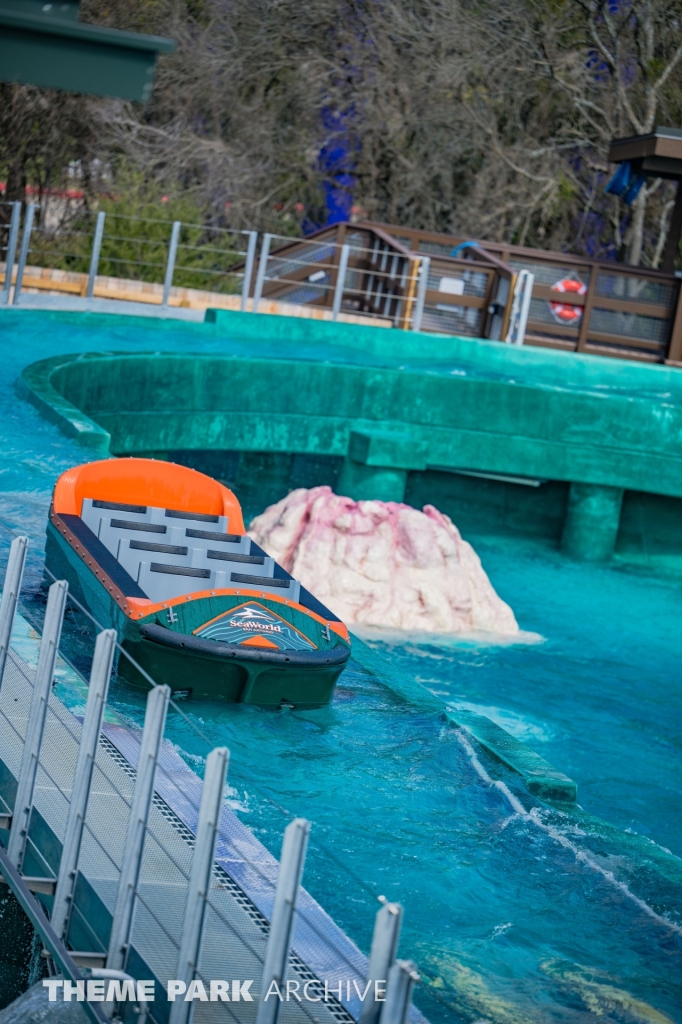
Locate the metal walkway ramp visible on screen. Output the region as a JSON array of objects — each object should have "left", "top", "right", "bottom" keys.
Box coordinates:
[{"left": 0, "top": 536, "right": 424, "bottom": 1024}]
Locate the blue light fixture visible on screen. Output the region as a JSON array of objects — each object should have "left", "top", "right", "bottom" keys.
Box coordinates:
[
  {"left": 605, "top": 161, "right": 631, "bottom": 197},
  {"left": 604, "top": 160, "right": 646, "bottom": 205}
]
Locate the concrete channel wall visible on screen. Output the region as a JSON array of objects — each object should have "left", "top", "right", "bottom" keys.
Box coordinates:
[{"left": 17, "top": 308, "right": 682, "bottom": 565}]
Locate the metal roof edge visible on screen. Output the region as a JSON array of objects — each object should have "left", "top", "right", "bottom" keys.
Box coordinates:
[{"left": 0, "top": 8, "right": 175, "bottom": 52}]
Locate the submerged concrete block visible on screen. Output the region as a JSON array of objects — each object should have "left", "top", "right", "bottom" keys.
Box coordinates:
[
  {"left": 446, "top": 709, "right": 578, "bottom": 806},
  {"left": 349, "top": 646, "right": 578, "bottom": 807}
]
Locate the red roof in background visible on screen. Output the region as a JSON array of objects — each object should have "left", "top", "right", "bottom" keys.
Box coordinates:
[{"left": 0, "top": 183, "right": 85, "bottom": 200}]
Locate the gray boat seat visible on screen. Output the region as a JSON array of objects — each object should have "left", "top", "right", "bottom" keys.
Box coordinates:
[
  {"left": 180, "top": 528, "right": 251, "bottom": 555},
  {"left": 81, "top": 498, "right": 230, "bottom": 540},
  {"left": 228, "top": 575, "right": 301, "bottom": 603},
  {"left": 137, "top": 561, "right": 213, "bottom": 603},
  {"left": 79, "top": 497, "right": 298, "bottom": 602},
  {"left": 136, "top": 560, "right": 300, "bottom": 604},
  {"left": 117, "top": 538, "right": 193, "bottom": 580}
]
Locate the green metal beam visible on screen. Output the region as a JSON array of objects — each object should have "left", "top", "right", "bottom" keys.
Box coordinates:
[{"left": 0, "top": 1, "right": 174, "bottom": 101}]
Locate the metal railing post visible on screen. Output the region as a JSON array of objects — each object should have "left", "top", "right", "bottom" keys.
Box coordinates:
[
  {"left": 505, "top": 269, "right": 534, "bottom": 346},
  {"left": 360, "top": 902, "right": 403, "bottom": 1024},
  {"left": 332, "top": 243, "right": 351, "bottom": 321},
  {"left": 379, "top": 960, "right": 419, "bottom": 1024},
  {"left": 252, "top": 233, "right": 273, "bottom": 313},
  {"left": 8, "top": 579, "right": 68, "bottom": 869},
  {"left": 107, "top": 684, "right": 170, "bottom": 971},
  {"left": 255, "top": 817, "right": 310, "bottom": 1024},
  {"left": 1, "top": 201, "right": 22, "bottom": 305},
  {"left": 51, "top": 629, "right": 116, "bottom": 941},
  {"left": 0, "top": 535, "right": 28, "bottom": 688},
  {"left": 12, "top": 203, "right": 36, "bottom": 305},
  {"left": 412, "top": 257, "right": 430, "bottom": 332},
  {"left": 516, "top": 269, "right": 534, "bottom": 346},
  {"left": 162, "top": 221, "right": 182, "bottom": 307},
  {"left": 241, "top": 231, "right": 258, "bottom": 312},
  {"left": 169, "top": 746, "right": 229, "bottom": 1024},
  {"left": 86, "top": 211, "right": 106, "bottom": 299}
]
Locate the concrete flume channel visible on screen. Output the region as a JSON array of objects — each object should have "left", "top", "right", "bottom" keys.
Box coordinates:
[
  {"left": 8, "top": 309, "right": 682, "bottom": 1020},
  {"left": 17, "top": 309, "right": 682, "bottom": 565}
]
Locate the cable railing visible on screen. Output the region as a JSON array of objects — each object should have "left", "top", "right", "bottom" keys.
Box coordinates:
[
  {"left": 0, "top": 200, "right": 22, "bottom": 306},
  {"left": 0, "top": 531, "right": 424, "bottom": 1024},
  {"left": 251, "top": 228, "right": 426, "bottom": 329},
  {"left": 1, "top": 204, "right": 257, "bottom": 312},
  {"left": 0, "top": 203, "right": 518, "bottom": 338},
  {"left": 0, "top": 202, "right": 529, "bottom": 343}
]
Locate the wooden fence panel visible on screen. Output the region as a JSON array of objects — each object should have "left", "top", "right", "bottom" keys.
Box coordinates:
[{"left": 365, "top": 220, "right": 681, "bottom": 363}]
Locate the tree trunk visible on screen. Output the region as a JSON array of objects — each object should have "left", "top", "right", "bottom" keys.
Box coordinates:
[{"left": 627, "top": 190, "right": 647, "bottom": 266}]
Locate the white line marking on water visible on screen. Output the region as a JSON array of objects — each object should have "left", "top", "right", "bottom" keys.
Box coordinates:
[{"left": 455, "top": 729, "right": 682, "bottom": 937}]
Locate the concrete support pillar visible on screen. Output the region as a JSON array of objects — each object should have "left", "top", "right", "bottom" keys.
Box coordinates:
[
  {"left": 561, "top": 483, "right": 624, "bottom": 561},
  {"left": 337, "top": 458, "right": 407, "bottom": 503}
]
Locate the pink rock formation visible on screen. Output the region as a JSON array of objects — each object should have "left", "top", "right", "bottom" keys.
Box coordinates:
[{"left": 248, "top": 487, "right": 518, "bottom": 635}]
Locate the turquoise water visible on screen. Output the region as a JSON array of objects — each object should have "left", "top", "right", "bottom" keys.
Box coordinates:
[
  {"left": 0, "top": 309, "right": 681, "bottom": 1023},
  {"left": 390, "top": 538, "right": 682, "bottom": 856}
]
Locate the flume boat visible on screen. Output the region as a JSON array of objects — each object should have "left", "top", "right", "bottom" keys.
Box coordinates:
[{"left": 45, "top": 458, "right": 351, "bottom": 707}]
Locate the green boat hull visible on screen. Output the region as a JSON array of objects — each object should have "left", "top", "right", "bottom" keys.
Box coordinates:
[{"left": 121, "top": 631, "right": 344, "bottom": 707}]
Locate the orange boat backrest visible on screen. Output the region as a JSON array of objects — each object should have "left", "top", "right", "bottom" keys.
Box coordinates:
[{"left": 52, "top": 458, "right": 245, "bottom": 534}]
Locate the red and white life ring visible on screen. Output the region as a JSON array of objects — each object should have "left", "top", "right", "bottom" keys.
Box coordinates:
[{"left": 549, "top": 277, "right": 586, "bottom": 324}]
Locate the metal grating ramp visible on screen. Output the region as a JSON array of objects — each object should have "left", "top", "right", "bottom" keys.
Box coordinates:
[{"left": 0, "top": 648, "right": 365, "bottom": 1024}]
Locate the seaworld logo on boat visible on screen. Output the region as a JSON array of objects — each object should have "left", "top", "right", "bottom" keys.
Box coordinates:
[
  {"left": 195, "top": 602, "right": 317, "bottom": 651},
  {"left": 229, "top": 609, "right": 284, "bottom": 632}
]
